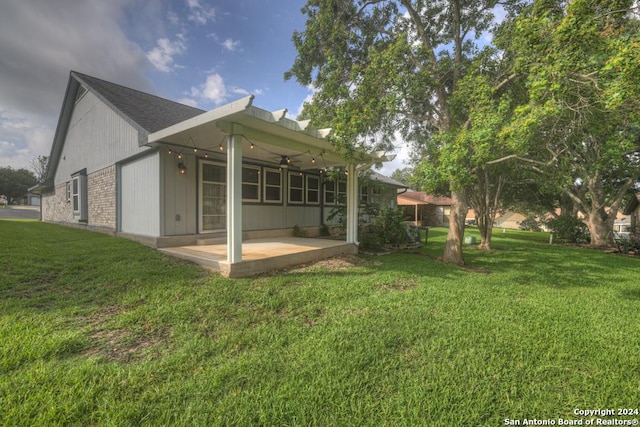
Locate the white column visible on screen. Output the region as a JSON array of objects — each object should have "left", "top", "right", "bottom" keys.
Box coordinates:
[
  {"left": 346, "top": 162, "right": 358, "bottom": 245},
  {"left": 226, "top": 130, "right": 243, "bottom": 263}
]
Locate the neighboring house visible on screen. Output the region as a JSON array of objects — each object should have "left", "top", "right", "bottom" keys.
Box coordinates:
[
  {"left": 35, "top": 71, "right": 390, "bottom": 266},
  {"left": 397, "top": 191, "right": 452, "bottom": 227},
  {"left": 16, "top": 192, "right": 41, "bottom": 206},
  {"left": 362, "top": 171, "right": 406, "bottom": 208},
  {"left": 494, "top": 211, "right": 528, "bottom": 230},
  {"left": 622, "top": 193, "right": 640, "bottom": 233}
]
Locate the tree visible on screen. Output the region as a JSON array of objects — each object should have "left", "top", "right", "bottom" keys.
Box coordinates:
[
  {"left": 287, "top": 0, "right": 523, "bottom": 265},
  {"left": 0, "top": 167, "right": 37, "bottom": 204},
  {"left": 29, "top": 155, "right": 48, "bottom": 183},
  {"left": 500, "top": 0, "right": 640, "bottom": 247},
  {"left": 390, "top": 167, "right": 413, "bottom": 187}
]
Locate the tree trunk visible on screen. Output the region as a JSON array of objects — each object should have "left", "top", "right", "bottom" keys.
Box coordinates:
[
  {"left": 584, "top": 209, "right": 615, "bottom": 247},
  {"left": 442, "top": 189, "right": 468, "bottom": 265},
  {"left": 477, "top": 211, "right": 494, "bottom": 250}
]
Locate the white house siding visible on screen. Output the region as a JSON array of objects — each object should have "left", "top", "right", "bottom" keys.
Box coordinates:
[
  {"left": 161, "top": 151, "right": 197, "bottom": 236},
  {"left": 120, "top": 153, "right": 160, "bottom": 237},
  {"left": 53, "top": 90, "right": 147, "bottom": 185},
  {"left": 43, "top": 91, "right": 148, "bottom": 229},
  {"left": 243, "top": 205, "right": 321, "bottom": 231}
]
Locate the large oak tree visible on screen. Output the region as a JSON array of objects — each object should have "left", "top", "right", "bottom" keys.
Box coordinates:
[
  {"left": 500, "top": 0, "right": 640, "bottom": 247},
  {"left": 287, "top": 0, "right": 522, "bottom": 265}
]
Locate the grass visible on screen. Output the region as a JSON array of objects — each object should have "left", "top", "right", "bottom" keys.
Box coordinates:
[{"left": 1, "top": 221, "right": 639, "bottom": 426}]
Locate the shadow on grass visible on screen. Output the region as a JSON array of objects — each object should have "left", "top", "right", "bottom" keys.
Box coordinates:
[{"left": 357, "top": 228, "right": 640, "bottom": 291}]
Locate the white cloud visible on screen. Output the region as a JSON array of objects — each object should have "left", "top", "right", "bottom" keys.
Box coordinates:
[
  {"left": 186, "top": 0, "right": 215, "bottom": 25},
  {"left": 146, "top": 35, "right": 187, "bottom": 73},
  {"left": 231, "top": 87, "right": 251, "bottom": 96},
  {"left": 191, "top": 73, "right": 228, "bottom": 105},
  {"left": 222, "top": 38, "right": 241, "bottom": 52},
  {"left": 189, "top": 74, "right": 253, "bottom": 106},
  {"left": 294, "top": 85, "right": 317, "bottom": 119},
  {"left": 0, "top": 0, "right": 152, "bottom": 168}
]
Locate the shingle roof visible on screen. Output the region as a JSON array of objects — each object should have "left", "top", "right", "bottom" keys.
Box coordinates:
[
  {"left": 397, "top": 191, "right": 452, "bottom": 206},
  {"left": 72, "top": 72, "right": 205, "bottom": 133},
  {"left": 369, "top": 171, "right": 407, "bottom": 188}
]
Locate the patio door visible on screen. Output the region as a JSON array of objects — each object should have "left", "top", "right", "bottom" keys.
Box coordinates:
[{"left": 199, "top": 161, "right": 226, "bottom": 233}]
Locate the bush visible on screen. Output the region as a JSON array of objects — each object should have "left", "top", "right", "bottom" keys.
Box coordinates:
[
  {"left": 545, "top": 215, "right": 589, "bottom": 244},
  {"left": 519, "top": 215, "right": 542, "bottom": 232},
  {"left": 292, "top": 225, "right": 308, "bottom": 238}
]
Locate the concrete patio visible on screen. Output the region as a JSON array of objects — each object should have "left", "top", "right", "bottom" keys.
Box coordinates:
[{"left": 160, "top": 237, "right": 357, "bottom": 278}]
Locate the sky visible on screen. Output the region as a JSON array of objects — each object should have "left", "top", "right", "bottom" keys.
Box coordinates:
[{"left": 0, "top": 0, "right": 408, "bottom": 176}]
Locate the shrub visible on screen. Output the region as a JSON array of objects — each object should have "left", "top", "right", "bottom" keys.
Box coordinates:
[
  {"left": 292, "top": 224, "right": 308, "bottom": 238},
  {"left": 545, "top": 215, "right": 589, "bottom": 244},
  {"left": 519, "top": 215, "right": 542, "bottom": 232}
]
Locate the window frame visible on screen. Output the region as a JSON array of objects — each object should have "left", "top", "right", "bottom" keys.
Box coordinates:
[
  {"left": 288, "top": 171, "right": 304, "bottom": 205},
  {"left": 71, "top": 169, "right": 87, "bottom": 222},
  {"left": 241, "top": 165, "right": 261, "bottom": 202},
  {"left": 263, "top": 167, "right": 282, "bottom": 204},
  {"left": 337, "top": 180, "right": 347, "bottom": 205},
  {"left": 305, "top": 174, "right": 320, "bottom": 205},
  {"left": 324, "top": 180, "right": 336, "bottom": 205}
]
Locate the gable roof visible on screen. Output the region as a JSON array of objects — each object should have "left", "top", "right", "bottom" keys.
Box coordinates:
[
  {"left": 40, "top": 71, "right": 206, "bottom": 188},
  {"left": 72, "top": 72, "right": 204, "bottom": 134}
]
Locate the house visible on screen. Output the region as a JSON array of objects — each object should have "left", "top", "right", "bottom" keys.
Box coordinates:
[
  {"left": 622, "top": 193, "right": 640, "bottom": 234},
  {"left": 494, "top": 211, "right": 528, "bottom": 230},
  {"left": 397, "top": 191, "right": 452, "bottom": 227},
  {"left": 35, "top": 72, "right": 391, "bottom": 277}
]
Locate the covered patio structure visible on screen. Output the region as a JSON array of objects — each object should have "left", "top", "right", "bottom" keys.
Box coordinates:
[{"left": 146, "top": 95, "right": 389, "bottom": 277}]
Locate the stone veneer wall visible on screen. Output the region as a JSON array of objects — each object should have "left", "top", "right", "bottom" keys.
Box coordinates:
[
  {"left": 87, "top": 165, "right": 116, "bottom": 230},
  {"left": 41, "top": 183, "right": 74, "bottom": 224},
  {"left": 42, "top": 165, "right": 116, "bottom": 231}
]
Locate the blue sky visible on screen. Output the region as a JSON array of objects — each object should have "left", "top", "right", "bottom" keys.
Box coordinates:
[{"left": 0, "top": 0, "right": 406, "bottom": 175}]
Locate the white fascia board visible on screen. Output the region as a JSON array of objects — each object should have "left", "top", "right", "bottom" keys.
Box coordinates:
[{"left": 147, "top": 95, "right": 254, "bottom": 144}]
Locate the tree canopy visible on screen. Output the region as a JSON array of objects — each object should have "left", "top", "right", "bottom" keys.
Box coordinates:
[
  {"left": 499, "top": 0, "right": 640, "bottom": 246},
  {"left": 287, "top": 0, "right": 524, "bottom": 264},
  {"left": 0, "top": 167, "right": 37, "bottom": 204}
]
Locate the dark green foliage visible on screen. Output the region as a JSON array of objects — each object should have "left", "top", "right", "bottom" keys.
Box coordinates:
[
  {"left": 519, "top": 215, "right": 542, "bottom": 232},
  {"left": 292, "top": 224, "right": 308, "bottom": 238},
  {"left": 359, "top": 207, "right": 411, "bottom": 250},
  {"left": 545, "top": 215, "right": 590, "bottom": 243},
  {"left": 0, "top": 167, "right": 37, "bottom": 204}
]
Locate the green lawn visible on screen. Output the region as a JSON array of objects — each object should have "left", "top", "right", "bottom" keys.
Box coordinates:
[{"left": 1, "top": 221, "right": 639, "bottom": 426}]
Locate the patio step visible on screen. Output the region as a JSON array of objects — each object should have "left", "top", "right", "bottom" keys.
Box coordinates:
[{"left": 197, "top": 235, "right": 226, "bottom": 246}]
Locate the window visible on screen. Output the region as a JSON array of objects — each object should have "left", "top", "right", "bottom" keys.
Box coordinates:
[
  {"left": 324, "top": 180, "right": 336, "bottom": 205},
  {"left": 242, "top": 166, "right": 260, "bottom": 202},
  {"left": 263, "top": 168, "right": 282, "bottom": 203},
  {"left": 201, "top": 162, "right": 226, "bottom": 231},
  {"left": 306, "top": 175, "right": 320, "bottom": 205},
  {"left": 289, "top": 172, "right": 304, "bottom": 204},
  {"left": 65, "top": 182, "right": 71, "bottom": 202},
  {"left": 361, "top": 186, "right": 369, "bottom": 204},
  {"left": 71, "top": 169, "right": 87, "bottom": 222},
  {"left": 337, "top": 180, "right": 347, "bottom": 205}
]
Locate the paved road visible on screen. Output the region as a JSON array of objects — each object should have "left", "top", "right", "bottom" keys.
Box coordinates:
[{"left": 0, "top": 206, "right": 40, "bottom": 220}]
